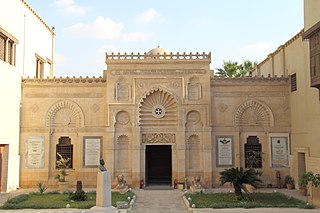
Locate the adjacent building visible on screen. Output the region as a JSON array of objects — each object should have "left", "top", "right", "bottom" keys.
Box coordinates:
[
  {"left": 252, "top": 0, "right": 320, "bottom": 188},
  {"left": 0, "top": 0, "right": 54, "bottom": 191}
]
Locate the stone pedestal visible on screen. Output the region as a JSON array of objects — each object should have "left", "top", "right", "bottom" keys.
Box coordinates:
[{"left": 91, "top": 171, "right": 116, "bottom": 212}]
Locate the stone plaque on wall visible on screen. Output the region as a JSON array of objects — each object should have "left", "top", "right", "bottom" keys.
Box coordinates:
[
  {"left": 216, "top": 136, "right": 233, "bottom": 167},
  {"left": 83, "top": 137, "right": 102, "bottom": 167},
  {"left": 271, "top": 136, "right": 289, "bottom": 167},
  {"left": 26, "top": 136, "right": 45, "bottom": 168}
]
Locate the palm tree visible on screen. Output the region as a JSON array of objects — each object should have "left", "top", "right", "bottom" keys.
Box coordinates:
[
  {"left": 216, "top": 60, "right": 258, "bottom": 77},
  {"left": 238, "top": 60, "right": 258, "bottom": 77},
  {"left": 220, "top": 167, "right": 262, "bottom": 199},
  {"left": 216, "top": 60, "right": 239, "bottom": 77}
]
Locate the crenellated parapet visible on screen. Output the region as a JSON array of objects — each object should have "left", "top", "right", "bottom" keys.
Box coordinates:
[
  {"left": 211, "top": 75, "right": 289, "bottom": 86},
  {"left": 22, "top": 76, "right": 107, "bottom": 85},
  {"left": 106, "top": 52, "right": 211, "bottom": 62}
]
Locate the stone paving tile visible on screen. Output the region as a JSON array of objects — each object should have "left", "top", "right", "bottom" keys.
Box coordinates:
[{"left": 129, "top": 189, "right": 188, "bottom": 213}]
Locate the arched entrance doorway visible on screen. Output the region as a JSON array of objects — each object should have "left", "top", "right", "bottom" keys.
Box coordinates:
[{"left": 139, "top": 88, "right": 178, "bottom": 186}]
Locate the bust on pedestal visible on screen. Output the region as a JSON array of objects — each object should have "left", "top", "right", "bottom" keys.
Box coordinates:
[{"left": 91, "top": 159, "right": 116, "bottom": 212}]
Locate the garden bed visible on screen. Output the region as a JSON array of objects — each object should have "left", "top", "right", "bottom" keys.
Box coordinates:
[
  {"left": 1, "top": 191, "right": 134, "bottom": 209},
  {"left": 185, "top": 192, "right": 313, "bottom": 209}
]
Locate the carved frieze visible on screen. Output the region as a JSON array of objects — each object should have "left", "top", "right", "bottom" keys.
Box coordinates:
[
  {"left": 111, "top": 69, "right": 207, "bottom": 76},
  {"left": 135, "top": 78, "right": 181, "bottom": 93},
  {"left": 25, "top": 93, "right": 104, "bottom": 98},
  {"left": 141, "top": 133, "right": 175, "bottom": 144}
]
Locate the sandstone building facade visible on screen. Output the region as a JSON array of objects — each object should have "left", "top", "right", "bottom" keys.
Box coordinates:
[{"left": 20, "top": 48, "right": 291, "bottom": 188}]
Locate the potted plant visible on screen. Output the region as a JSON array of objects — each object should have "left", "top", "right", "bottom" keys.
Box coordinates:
[
  {"left": 54, "top": 153, "right": 71, "bottom": 192},
  {"left": 298, "top": 173, "right": 309, "bottom": 196},
  {"left": 284, "top": 175, "right": 295, "bottom": 189}
]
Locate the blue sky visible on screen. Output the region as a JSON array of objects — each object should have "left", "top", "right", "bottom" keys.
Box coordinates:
[{"left": 27, "top": 0, "right": 304, "bottom": 77}]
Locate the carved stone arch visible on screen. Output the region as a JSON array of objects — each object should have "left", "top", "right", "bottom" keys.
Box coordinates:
[
  {"left": 117, "top": 134, "right": 130, "bottom": 143},
  {"left": 139, "top": 87, "right": 178, "bottom": 126},
  {"left": 234, "top": 99, "right": 274, "bottom": 127},
  {"left": 139, "top": 85, "right": 180, "bottom": 105},
  {"left": 46, "top": 100, "right": 84, "bottom": 128},
  {"left": 187, "top": 134, "right": 200, "bottom": 144}
]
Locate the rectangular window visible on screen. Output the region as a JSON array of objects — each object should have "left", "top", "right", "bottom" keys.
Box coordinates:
[
  {"left": 290, "top": 73, "right": 297, "bottom": 92},
  {"left": 245, "top": 136, "right": 262, "bottom": 169},
  {"left": 0, "top": 27, "right": 18, "bottom": 66},
  {"left": 56, "top": 137, "right": 73, "bottom": 169},
  {"left": 35, "top": 54, "right": 45, "bottom": 79}
]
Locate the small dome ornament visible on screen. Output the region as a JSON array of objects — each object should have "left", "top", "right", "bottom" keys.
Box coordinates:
[{"left": 147, "top": 46, "right": 169, "bottom": 55}]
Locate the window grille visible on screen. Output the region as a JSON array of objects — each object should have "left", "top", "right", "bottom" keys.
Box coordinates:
[
  {"left": 290, "top": 73, "right": 297, "bottom": 92},
  {"left": 56, "top": 137, "right": 73, "bottom": 169},
  {"left": 245, "top": 136, "right": 262, "bottom": 168}
]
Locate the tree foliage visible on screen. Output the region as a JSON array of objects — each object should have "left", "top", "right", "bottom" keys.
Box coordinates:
[
  {"left": 216, "top": 60, "right": 258, "bottom": 77},
  {"left": 220, "top": 167, "right": 262, "bottom": 199}
]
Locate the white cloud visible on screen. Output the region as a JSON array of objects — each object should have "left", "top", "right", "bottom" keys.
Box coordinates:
[
  {"left": 240, "top": 42, "right": 273, "bottom": 52},
  {"left": 122, "top": 32, "right": 152, "bottom": 42},
  {"left": 135, "top": 8, "right": 163, "bottom": 24},
  {"left": 53, "top": 0, "right": 86, "bottom": 16},
  {"left": 64, "top": 16, "right": 152, "bottom": 41},
  {"left": 65, "top": 16, "right": 123, "bottom": 39}
]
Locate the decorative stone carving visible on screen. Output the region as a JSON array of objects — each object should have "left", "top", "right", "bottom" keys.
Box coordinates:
[
  {"left": 190, "top": 176, "right": 204, "bottom": 192},
  {"left": 25, "top": 92, "right": 104, "bottom": 98},
  {"left": 91, "top": 104, "right": 100, "bottom": 113},
  {"left": 234, "top": 99, "right": 274, "bottom": 127},
  {"left": 106, "top": 52, "right": 211, "bottom": 61},
  {"left": 141, "top": 133, "right": 175, "bottom": 144},
  {"left": 187, "top": 111, "right": 200, "bottom": 124},
  {"left": 22, "top": 76, "right": 106, "bottom": 84},
  {"left": 116, "top": 111, "right": 130, "bottom": 125},
  {"left": 31, "top": 104, "right": 39, "bottom": 113},
  {"left": 114, "top": 174, "right": 128, "bottom": 194},
  {"left": 111, "top": 69, "right": 207, "bottom": 76},
  {"left": 117, "top": 135, "right": 129, "bottom": 144},
  {"left": 188, "top": 134, "right": 200, "bottom": 144},
  {"left": 46, "top": 100, "right": 84, "bottom": 128},
  {"left": 139, "top": 89, "right": 178, "bottom": 126},
  {"left": 218, "top": 103, "right": 228, "bottom": 112}
]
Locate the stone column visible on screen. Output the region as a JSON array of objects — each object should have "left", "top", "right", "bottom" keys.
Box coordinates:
[{"left": 92, "top": 171, "right": 116, "bottom": 212}]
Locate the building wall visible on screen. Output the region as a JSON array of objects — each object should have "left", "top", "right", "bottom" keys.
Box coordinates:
[
  {"left": 0, "top": 0, "right": 54, "bottom": 191},
  {"left": 252, "top": 3, "right": 320, "bottom": 188},
  {"left": 304, "top": 0, "right": 320, "bottom": 31},
  {"left": 20, "top": 51, "right": 291, "bottom": 189},
  {"left": 211, "top": 77, "right": 290, "bottom": 186}
]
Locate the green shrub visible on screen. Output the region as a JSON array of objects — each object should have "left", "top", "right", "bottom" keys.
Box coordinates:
[
  {"left": 69, "top": 190, "right": 87, "bottom": 201},
  {"left": 37, "top": 182, "right": 47, "bottom": 194},
  {"left": 6, "top": 194, "right": 30, "bottom": 204}
]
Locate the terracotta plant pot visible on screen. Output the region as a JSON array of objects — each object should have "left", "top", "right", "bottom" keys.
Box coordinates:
[{"left": 286, "top": 183, "right": 294, "bottom": 190}]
